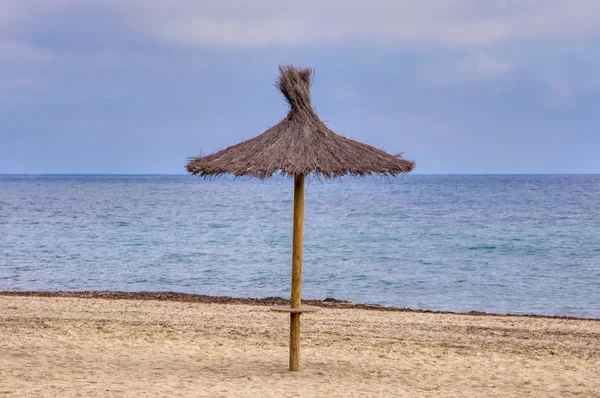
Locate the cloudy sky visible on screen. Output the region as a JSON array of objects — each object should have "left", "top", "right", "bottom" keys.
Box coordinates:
[{"left": 1, "top": 0, "right": 599, "bottom": 174}]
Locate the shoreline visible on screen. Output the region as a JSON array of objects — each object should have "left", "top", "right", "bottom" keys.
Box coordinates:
[{"left": 2, "top": 290, "right": 598, "bottom": 321}]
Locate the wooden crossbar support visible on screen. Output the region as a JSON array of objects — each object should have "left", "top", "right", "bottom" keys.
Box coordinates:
[{"left": 271, "top": 305, "right": 320, "bottom": 314}]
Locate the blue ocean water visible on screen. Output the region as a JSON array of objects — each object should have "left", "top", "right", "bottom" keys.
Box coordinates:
[{"left": 1, "top": 174, "right": 599, "bottom": 318}]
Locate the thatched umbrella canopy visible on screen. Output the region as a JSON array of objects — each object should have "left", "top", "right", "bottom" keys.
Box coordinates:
[
  {"left": 186, "top": 65, "right": 415, "bottom": 371},
  {"left": 186, "top": 66, "right": 414, "bottom": 179}
]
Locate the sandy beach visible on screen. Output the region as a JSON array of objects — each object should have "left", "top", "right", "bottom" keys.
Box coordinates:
[{"left": 1, "top": 293, "right": 599, "bottom": 397}]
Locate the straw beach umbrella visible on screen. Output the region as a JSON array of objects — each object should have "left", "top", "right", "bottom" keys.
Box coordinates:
[{"left": 186, "top": 65, "right": 415, "bottom": 371}]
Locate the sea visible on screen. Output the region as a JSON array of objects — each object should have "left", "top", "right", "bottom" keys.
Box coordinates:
[{"left": 1, "top": 174, "right": 599, "bottom": 318}]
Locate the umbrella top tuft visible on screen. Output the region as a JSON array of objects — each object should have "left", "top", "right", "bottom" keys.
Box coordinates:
[
  {"left": 276, "top": 65, "right": 314, "bottom": 112},
  {"left": 186, "top": 65, "right": 415, "bottom": 179}
]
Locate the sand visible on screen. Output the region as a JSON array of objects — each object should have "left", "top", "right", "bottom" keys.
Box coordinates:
[{"left": 1, "top": 295, "right": 599, "bottom": 397}]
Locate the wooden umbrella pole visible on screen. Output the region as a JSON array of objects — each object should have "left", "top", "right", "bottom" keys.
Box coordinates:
[{"left": 290, "top": 173, "right": 305, "bottom": 371}]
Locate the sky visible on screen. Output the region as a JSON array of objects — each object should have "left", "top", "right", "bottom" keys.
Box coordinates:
[{"left": 1, "top": 0, "right": 599, "bottom": 174}]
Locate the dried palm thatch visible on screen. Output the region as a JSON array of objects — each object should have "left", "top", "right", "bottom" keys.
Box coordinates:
[{"left": 186, "top": 65, "right": 415, "bottom": 178}]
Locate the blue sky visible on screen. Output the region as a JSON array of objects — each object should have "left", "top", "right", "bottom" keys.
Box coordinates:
[{"left": 1, "top": 0, "right": 599, "bottom": 174}]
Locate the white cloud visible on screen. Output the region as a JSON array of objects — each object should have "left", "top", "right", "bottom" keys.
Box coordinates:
[
  {"left": 129, "top": 0, "right": 600, "bottom": 48},
  {"left": 0, "top": 40, "right": 49, "bottom": 61},
  {"left": 422, "top": 53, "right": 515, "bottom": 84},
  {"left": 457, "top": 54, "right": 515, "bottom": 78},
  {"left": 326, "top": 86, "right": 360, "bottom": 102},
  {"left": 2, "top": 77, "right": 41, "bottom": 90},
  {"left": 546, "top": 80, "right": 576, "bottom": 107},
  {"left": 1, "top": 0, "right": 600, "bottom": 49}
]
